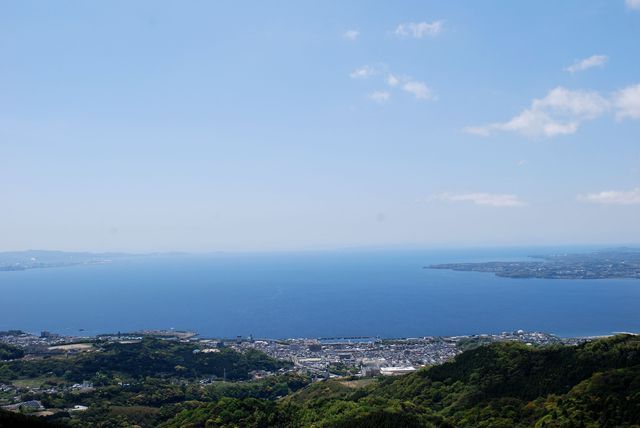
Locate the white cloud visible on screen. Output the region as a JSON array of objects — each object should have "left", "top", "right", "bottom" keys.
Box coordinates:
[
  {"left": 532, "top": 87, "right": 609, "bottom": 118},
  {"left": 614, "top": 84, "right": 640, "bottom": 120},
  {"left": 578, "top": 188, "right": 640, "bottom": 205},
  {"left": 626, "top": 0, "right": 640, "bottom": 10},
  {"left": 349, "top": 65, "right": 375, "bottom": 79},
  {"left": 343, "top": 30, "right": 359, "bottom": 41},
  {"left": 395, "top": 21, "right": 443, "bottom": 38},
  {"left": 349, "top": 67, "right": 434, "bottom": 102},
  {"left": 434, "top": 192, "right": 526, "bottom": 207},
  {"left": 402, "top": 80, "right": 433, "bottom": 100},
  {"left": 369, "top": 90, "right": 391, "bottom": 104},
  {"left": 386, "top": 73, "right": 399, "bottom": 87},
  {"left": 465, "top": 87, "right": 609, "bottom": 138},
  {"left": 564, "top": 55, "right": 608, "bottom": 73}
]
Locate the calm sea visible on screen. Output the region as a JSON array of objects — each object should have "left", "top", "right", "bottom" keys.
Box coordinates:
[{"left": 1, "top": 248, "right": 639, "bottom": 338}]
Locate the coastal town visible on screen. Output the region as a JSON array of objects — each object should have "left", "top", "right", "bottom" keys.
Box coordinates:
[
  {"left": 228, "top": 330, "right": 579, "bottom": 378},
  {"left": 0, "top": 327, "right": 587, "bottom": 418},
  {"left": 429, "top": 248, "right": 640, "bottom": 279}
]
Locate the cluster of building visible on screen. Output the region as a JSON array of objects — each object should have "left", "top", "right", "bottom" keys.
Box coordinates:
[
  {"left": 0, "top": 327, "right": 594, "bottom": 417},
  {"left": 0, "top": 330, "right": 92, "bottom": 356},
  {"left": 429, "top": 249, "right": 640, "bottom": 279},
  {"left": 1, "top": 399, "right": 45, "bottom": 412},
  {"left": 0, "top": 329, "right": 587, "bottom": 383},
  {"left": 225, "top": 330, "right": 581, "bottom": 378},
  {"left": 0, "top": 399, "right": 88, "bottom": 417}
]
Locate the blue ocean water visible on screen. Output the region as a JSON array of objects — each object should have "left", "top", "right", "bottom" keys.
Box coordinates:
[{"left": 1, "top": 248, "right": 639, "bottom": 338}]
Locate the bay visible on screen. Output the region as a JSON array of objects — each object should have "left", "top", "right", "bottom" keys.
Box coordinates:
[{"left": 1, "top": 247, "right": 638, "bottom": 338}]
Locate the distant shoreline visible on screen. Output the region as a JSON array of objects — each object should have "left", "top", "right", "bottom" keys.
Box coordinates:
[{"left": 429, "top": 248, "right": 640, "bottom": 280}]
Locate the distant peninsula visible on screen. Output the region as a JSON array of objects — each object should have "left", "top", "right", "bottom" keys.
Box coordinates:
[
  {"left": 0, "top": 250, "right": 130, "bottom": 272},
  {"left": 0, "top": 250, "right": 192, "bottom": 272},
  {"left": 428, "top": 248, "right": 640, "bottom": 279}
]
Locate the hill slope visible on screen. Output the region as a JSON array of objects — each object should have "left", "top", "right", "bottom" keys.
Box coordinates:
[{"left": 161, "top": 334, "right": 640, "bottom": 427}]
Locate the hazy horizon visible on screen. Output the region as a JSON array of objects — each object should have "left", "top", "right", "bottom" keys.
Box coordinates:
[
  {"left": 2, "top": 1, "right": 640, "bottom": 253},
  {"left": 2, "top": 242, "right": 640, "bottom": 256}
]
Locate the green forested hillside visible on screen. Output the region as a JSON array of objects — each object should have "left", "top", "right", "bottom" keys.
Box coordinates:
[
  {"left": 160, "top": 334, "right": 640, "bottom": 427},
  {"left": 0, "top": 343, "right": 24, "bottom": 361},
  {"left": 3, "top": 335, "right": 639, "bottom": 427},
  {"left": 0, "top": 409, "right": 58, "bottom": 427},
  {"left": 0, "top": 338, "right": 287, "bottom": 384}
]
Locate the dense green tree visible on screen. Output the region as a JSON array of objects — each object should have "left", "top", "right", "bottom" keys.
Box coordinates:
[
  {"left": 4, "top": 335, "right": 640, "bottom": 427},
  {"left": 158, "top": 334, "right": 640, "bottom": 428},
  {"left": 0, "top": 343, "right": 24, "bottom": 361}
]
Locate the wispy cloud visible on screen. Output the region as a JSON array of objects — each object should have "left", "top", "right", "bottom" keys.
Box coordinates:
[
  {"left": 614, "top": 84, "right": 640, "bottom": 120},
  {"left": 626, "top": 0, "right": 640, "bottom": 10},
  {"left": 395, "top": 21, "right": 443, "bottom": 38},
  {"left": 349, "top": 65, "right": 376, "bottom": 79},
  {"left": 369, "top": 90, "right": 391, "bottom": 104},
  {"left": 564, "top": 54, "right": 608, "bottom": 73},
  {"left": 343, "top": 30, "right": 359, "bottom": 41},
  {"left": 578, "top": 188, "right": 640, "bottom": 205},
  {"left": 464, "top": 87, "right": 609, "bottom": 137},
  {"left": 348, "top": 67, "right": 435, "bottom": 102},
  {"left": 386, "top": 73, "right": 399, "bottom": 87},
  {"left": 402, "top": 80, "right": 433, "bottom": 100},
  {"left": 434, "top": 192, "right": 526, "bottom": 207}
]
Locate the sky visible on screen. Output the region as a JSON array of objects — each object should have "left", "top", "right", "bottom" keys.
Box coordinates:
[{"left": 1, "top": 0, "right": 640, "bottom": 252}]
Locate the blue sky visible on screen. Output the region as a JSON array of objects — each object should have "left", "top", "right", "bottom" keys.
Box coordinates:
[{"left": 1, "top": 0, "right": 640, "bottom": 252}]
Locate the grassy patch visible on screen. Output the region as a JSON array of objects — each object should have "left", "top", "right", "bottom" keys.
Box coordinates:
[
  {"left": 13, "top": 375, "right": 64, "bottom": 389},
  {"left": 338, "top": 378, "right": 377, "bottom": 389}
]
